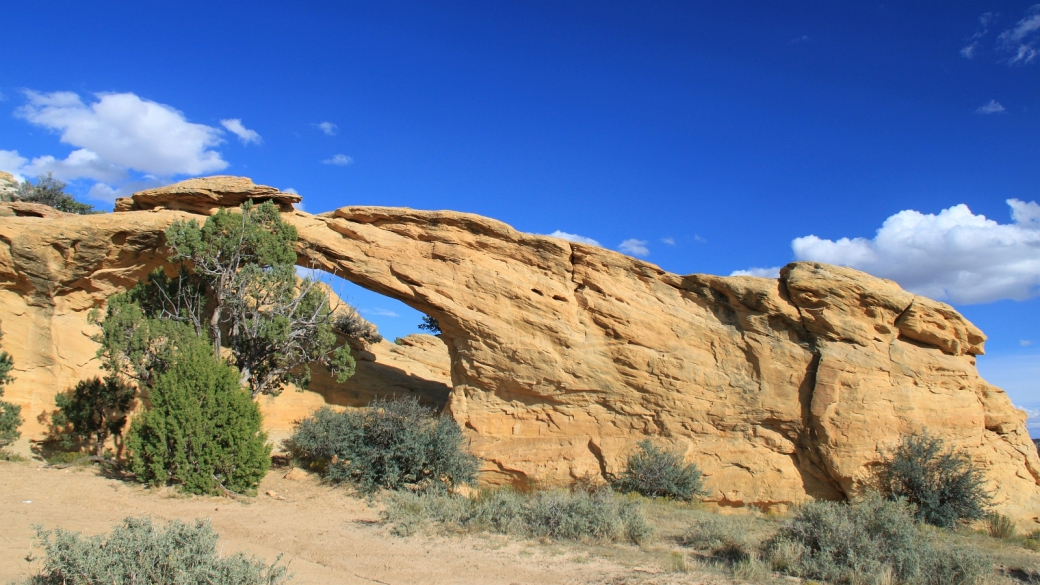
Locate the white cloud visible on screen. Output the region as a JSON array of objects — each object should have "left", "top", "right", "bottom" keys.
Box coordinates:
[
  {"left": 789, "top": 199, "right": 1040, "bottom": 304},
  {"left": 976, "top": 100, "right": 1006, "bottom": 114},
  {"left": 1021, "top": 340, "right": 1033, "bottom": 347},
  {"left": 694, "top": 235, "right": 707, "bottom": 243},
  {"left": 85, "top": 178, "right": 165, "bottom": 203},
  {"left": 283, "top": 187, "right": 298, "bottom": 195},
  {"left": 619, "top": 238, "right": 649, "bottom": 257},
  {"left": 24, "top": 149, "right": 126, "bottom": 183},
  {"left": 361, "top": 308, "right": 400, "bottom": 318},
  {"left": 220, "top": 118, "right": 262, "bottom": 145},
  {"left": 548, "top": 230, "right": 600, "bottom": 246},
  {"left": 960, "top": 42, "right": 978, "bottom": 58},
  {"left": 16, "top": 91, "right": 227, "bottom": 176},
  {"left": 998, "top": 5, "right": 1040, "bottom": 64},
  {"left": 317, "top": 122, "right": 338, "bottom": 136},
  {"left": 0, "top": 150, "right": 28, "bottom": 182},
  {"left": 730, "top": 266, "right": 781, "bottom": 278},
  {"left": 661, "top": 237, "right": 675, "bottom": 245},
  {"left": 322, "top": 154, "right": 353, "bottom": 166}
]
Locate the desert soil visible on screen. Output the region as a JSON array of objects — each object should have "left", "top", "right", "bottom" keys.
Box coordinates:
[{"left": 0, "top": 461, "right": 713, "bottom": 585}]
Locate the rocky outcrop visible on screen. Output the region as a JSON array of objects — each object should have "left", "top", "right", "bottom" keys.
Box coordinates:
[
  {"left": 0, "top": 171, "right": 19, "bottom": 201},
  {"left": 114, "top": 176, "right": 300, "bottom": 214},
  {"left": 1, "top": 176, "right": 1037, "bottom": 524}
]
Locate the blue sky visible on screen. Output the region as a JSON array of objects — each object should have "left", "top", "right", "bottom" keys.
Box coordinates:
[{"left": 2, "top": 2, "right": 1038, "bottom": 432}]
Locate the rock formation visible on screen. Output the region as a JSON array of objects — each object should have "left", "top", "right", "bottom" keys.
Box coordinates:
[{"left": 1, "top": 176, "right": 1037, "bottom": 524}]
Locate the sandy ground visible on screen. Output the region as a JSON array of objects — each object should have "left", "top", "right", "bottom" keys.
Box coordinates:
[{"left": 0, "top": 461, "right": 712, "bottom": 585}]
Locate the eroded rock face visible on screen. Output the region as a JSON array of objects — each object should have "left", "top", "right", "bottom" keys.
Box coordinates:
[
  {"left": 1, "top": 176, "right": 1036, "bottom": 523},
  {"left": 115, "top": 175, "right": 301, "bottom": 214}
]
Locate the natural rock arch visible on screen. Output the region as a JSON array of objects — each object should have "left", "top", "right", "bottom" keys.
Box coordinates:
[{"left": 1, "top": 176, "right": 1037, "bottom": 521}]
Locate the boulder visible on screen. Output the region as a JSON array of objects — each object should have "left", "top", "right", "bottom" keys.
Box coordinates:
[{"left": 0, "top": 175, "right": 1036, "bottom": 524}]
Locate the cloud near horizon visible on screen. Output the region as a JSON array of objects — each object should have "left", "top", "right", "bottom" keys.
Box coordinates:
[
  {"left": 733, "top": 199, "right": 1040, "bottom": 305},
  {"left": 0, "top": 90, "right": 249, "bottom": 201},
  {"left": 619, "top": 238, "right": 649, "bottom": 257},
  {"left": 547, "top": 230, "right": 600, "bottom": 246}
]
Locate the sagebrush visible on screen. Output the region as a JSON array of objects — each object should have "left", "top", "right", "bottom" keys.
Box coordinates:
[
  {"left": 382, "top": 486, "right": 652, "bottom": 543},
  {"left": 612, "top": 439, "right": 705, "bottom": 501},
  {"left": 882, "top": 432, "right": 991, "bottom": 527},
  {"left": 763, "top": 495, "right": 990, "bottom": 585},
  {"left": 23, "top": 516, "right": 290, "bottom": 585},
  {"left": 286, "top": 396, "right": 477, "bottom": 492}
]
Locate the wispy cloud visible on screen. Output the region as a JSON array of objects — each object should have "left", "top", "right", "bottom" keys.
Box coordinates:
[
  {"left": 361, "top": 308, "right": 400, "bottom": 318},
  {"left": 661, "top": 237, "right": 676, "bottom": 245},
  {"left": 316, "top": 121, "right": 338, "bottom": 136},
  {"left": 1021, "top": 340, "right": 1034, "bottom": 347},
  {"left": 547, "top": 230, "right": 600, "bottom": 246},
  {"left": 976, "top": 100, "right": 1006, "bottom": 114},
  {"left": 694, "top": 235, "right": 707, "bottom": 243},
  {"left": 322, "top": 154, "right": 354, "bottom": 166},
  {"left": 619, "top": 238, "right": 649, "bottom": 257},
  {"left": 961, "top": 12, "right": 996, "bottom": 58},
  {"left": 220, "top": 118, "right": 262, "bottom": 145},
  {"left": 998, "top": 5, "right": 1040, "bottom": 64}
]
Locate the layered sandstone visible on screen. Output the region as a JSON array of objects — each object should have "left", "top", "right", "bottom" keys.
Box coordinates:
[{"left": 0, "top": 176, "right": 1036, "bottom": 524}]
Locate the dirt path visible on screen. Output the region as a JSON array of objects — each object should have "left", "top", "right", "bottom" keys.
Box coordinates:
[{"left": 0, "top": 461, "right": 702, "bottom": 585}]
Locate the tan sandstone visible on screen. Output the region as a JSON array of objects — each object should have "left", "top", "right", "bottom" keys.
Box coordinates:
[{"left": 0, "top": 176, "right": 1036, "bottom": 525}]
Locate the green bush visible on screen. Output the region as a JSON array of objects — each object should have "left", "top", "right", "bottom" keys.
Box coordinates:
[
  {"left": 126, "top": 336, "right": 270, "bottom": 495},
  {"left": 16, "top": 173, "right": 97, "bottom": 214},
  {"left": 382, "top": 487, "right": 652, "bottom": 543},
  {"left": 883, "top": 432, "right": 991, "bottom": 528},
  {"left": 51, "top": 376, "right": 135, "bottom": 457},
  {"left": 765, "top": 495, "right": 990, "bottom": 585},
  {"left": 612, "top": 439, "right": 705, "bottom": 501},
  {"left": 285, "top": 396, "right": 477, "bottom": 493},
  {"left": 23, "top": 516, "right": 289, "bottom": 585},
  {"left": 0, "top": 325, "right": 22, "bottom": 449}
]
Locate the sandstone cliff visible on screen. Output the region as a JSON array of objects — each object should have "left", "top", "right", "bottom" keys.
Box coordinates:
[{"left": 0, "top": 176, "right": 1036, "bottom": 524}]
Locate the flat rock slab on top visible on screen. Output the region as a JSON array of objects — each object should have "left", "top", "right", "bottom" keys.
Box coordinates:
[{"left": 115, "top": 175, "right": 301, "bottom": 214}]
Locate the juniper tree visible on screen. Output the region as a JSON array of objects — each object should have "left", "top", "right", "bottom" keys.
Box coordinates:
[
  {"left": 52, "top": 376, "right": 136, "bottom": 457},
  {"left": 0, "top": 325, "right": 22, "bottom": 449},
  {"left": 126, "top": 330, "right": 270, "bottom": 495},
  {"left": 16, "top": 172, "right": 97, "bottom": 214},
  {"left": 163, "top": 201, "right": 354, "bottom": 397}
]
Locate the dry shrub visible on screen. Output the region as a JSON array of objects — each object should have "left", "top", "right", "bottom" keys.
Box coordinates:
[{"left": 382, "top": 487, "right": 652, "bottom": 544}]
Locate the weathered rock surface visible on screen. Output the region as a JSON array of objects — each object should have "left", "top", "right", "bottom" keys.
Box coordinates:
[
  {"left": 0, "top": 176, "right": 1037, "bottom": 524},
  {"left": 115, "top": 175, "right": 300, "bottom": 214},
  {"left": 0, "top": 171, "right": 19, "bottom": 201}
]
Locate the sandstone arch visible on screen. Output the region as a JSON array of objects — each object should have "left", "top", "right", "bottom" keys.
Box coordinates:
[{"left": 1, "top": 176, "right": 1037, "bottom": 522}]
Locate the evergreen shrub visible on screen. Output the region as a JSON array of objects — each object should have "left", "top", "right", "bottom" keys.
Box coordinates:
[
  {"left": 612, "top": 439, "right": 705, "bottom": 501},
  {"left": 285, "top": 396, "right": 477, "bottom": 493},
  {"left": 23, "top": 516, "right": 289, "bottom": 585},
  {"left": 51, "top": 376, "right": 135, "bottom": 456},
  {"left": 0, "top": 326, "right": 22, "bottom": 449},
  {"left": 126, "top": 336, "right": 270, "bottom": 495},
  {"left": 883, "top": 432, "right": 991, "bottom": 527}
]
